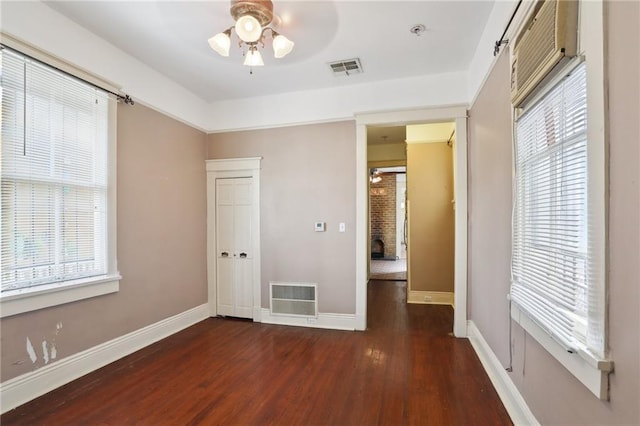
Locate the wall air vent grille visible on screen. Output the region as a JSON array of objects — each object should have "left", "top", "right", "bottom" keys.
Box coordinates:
[
  {"left": 270, "top": 282, "right": 317, "bottom": 317},
  {"left": 329, "top": 58, "right": 363, "bottom": 76}
]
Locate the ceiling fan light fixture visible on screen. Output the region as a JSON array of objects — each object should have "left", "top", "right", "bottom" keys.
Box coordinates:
[
  {"left": 272, "top": 34, "right": 294, "bottom": 58},
  {"left": 244, "top": 46, "right": 265, "bottom": 66},
  {"left": 235, "top": 14, "right": 262, "bottom": 42},
  {"left": 208, "top": 0, "right": 293, "bottom": 69},
  {"left": 208, "top": 31, "right": 232, "bottom": 56}
]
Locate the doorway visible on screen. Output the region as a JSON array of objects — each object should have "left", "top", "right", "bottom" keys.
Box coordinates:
[
  {"left": 369, "top": 166, "right": 407, "bottom": 281},
  {"left": 355, "top": 107, "right": 468, "bottom": 336}
]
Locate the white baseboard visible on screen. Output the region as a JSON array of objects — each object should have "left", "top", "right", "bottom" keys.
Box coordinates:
[
  {"left": 467, "top": 320, "right": 539, "bottom": 426},
  {"left": 260, "top": 309, "right": 356, "bottom": 331},
  {"left": 0, "top": 303, "right": 209, "bottom": 414},
  {"left": 407, "top": 290, "right": 454, "bottom": 306}
]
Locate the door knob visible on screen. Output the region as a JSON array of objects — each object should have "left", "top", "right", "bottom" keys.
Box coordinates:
[
  {"left": 221, "top": 252, "right": 229, "bottom": 257},
  {"left": 239, "top": 252, "right": 247, "bottom": 258}
]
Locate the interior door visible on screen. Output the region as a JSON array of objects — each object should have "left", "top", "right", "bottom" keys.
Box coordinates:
[{"left": 216, "top": 177, "right": 253, "bottom": 318}]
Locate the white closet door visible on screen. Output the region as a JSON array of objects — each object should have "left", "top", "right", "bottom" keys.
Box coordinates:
[{"left": 216, "top": 177, "right": 253, "bottom": 318}]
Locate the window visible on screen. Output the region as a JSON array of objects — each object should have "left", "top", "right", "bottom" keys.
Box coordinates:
[
  {"left": 0, "top": 46, "right": 119, "bottom": 317},
  {"left": 511, "top": 61, "right": 611, "bottom": 398}
]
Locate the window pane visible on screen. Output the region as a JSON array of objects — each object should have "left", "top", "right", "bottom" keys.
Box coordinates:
[
  {"left": 1, "top": 48, "right": 109, "bottom": 292},
  {"left": 510, "top": 63, "right": 599, "bottom": 355}
]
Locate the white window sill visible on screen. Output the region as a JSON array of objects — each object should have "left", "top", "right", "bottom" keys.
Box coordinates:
[
  {"left": 510, "top": 303, "right": 613, "bottom": 400},
  {"left": 0, "top": 274, "right": 121, "bottom": 318}
]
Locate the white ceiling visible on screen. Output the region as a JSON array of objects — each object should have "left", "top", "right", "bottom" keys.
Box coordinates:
[{"left": 43, "top": 1, "right": 495, "bottom": 104}]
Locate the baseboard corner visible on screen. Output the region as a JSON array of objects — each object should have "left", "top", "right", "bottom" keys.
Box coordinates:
[{"left": 466, "top": 320, "right": 539, "bottom": 426}]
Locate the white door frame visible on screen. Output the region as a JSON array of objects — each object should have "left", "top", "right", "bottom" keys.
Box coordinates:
[
  {"left": 355, "top": 107, "right": 468, "bottom": 337},
  {"left": 395, "top": 173, "right": 407, "bottom": 260},
  {"left": 206, "top": 157, "right": 262, "bottom": 320}
]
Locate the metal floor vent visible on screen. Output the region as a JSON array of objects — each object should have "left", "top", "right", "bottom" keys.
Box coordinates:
[{"left": 329, "top": 58, "right": 363, "bottom": 76}]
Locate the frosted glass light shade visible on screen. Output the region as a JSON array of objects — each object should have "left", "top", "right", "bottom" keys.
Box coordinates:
[
  {"left": 272, "top": 34, "right": 294, "bottom": 58},
  {"left": 208, "top": 32, "right": 231, "bottom": 56},
  {"left": 244, "top": 49, "right": 264, "bottom": 66},
  {"left": 235, "top": 15, "right": 262, "bottom": 42}
]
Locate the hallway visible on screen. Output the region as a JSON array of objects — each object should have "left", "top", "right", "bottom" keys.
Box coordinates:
[
  {"left": 2, "top": 281, "right": 511, "bottom": 425},
  {"left": 370, "top": 259, "right": 407, "bottom": 281}
]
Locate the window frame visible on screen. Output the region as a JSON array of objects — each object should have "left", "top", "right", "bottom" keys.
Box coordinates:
[
  {"left": 510, "top": 55, "right": 612, "bottom": 400},
  {"left": 0, "top": 36, "right": 120, "bottom": 318}
]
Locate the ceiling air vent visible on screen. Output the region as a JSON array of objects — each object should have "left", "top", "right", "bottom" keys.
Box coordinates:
[{"left": 329, "top": 58, "right": 363, "bottom": 76}]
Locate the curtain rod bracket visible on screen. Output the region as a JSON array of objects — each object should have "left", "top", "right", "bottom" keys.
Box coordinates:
[
  {"left": 494, "top": 39, "right": 509, "bottom": 57},
  {"left": 118, "top": 94, "right": 135, "bottom": 105},
  {"left": 493, "top": 0, "right": 522, "bottom": 57}
]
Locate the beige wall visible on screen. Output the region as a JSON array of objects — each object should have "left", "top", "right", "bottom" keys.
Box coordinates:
[
  {"left": 207, "top": 121, "right": 356, "bottom": 314},
  {"left": 407, "top": 142, "right": 454, "bottom": 293},
  {"left": 468, "top": 50, "right": 512, "bottom": 365},
  {"left": 0, "top": 103, "right": 208, "bottom": 382},
  {"left": 367, "top": 143, "right": 406, "bottom": 163},
  {"left": 467, "top": 1, "right": 639, "bottom": 423}
]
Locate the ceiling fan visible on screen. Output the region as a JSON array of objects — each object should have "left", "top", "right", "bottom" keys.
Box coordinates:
[{"left": 208, "top": 0, "right": 294, "bottom": 68}]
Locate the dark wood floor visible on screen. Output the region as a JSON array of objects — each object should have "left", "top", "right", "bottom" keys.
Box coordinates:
[{"left": 2, "top": 281, "right": 512, "bottom": 425}]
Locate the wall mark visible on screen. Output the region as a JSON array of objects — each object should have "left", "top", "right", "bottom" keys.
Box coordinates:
[
  {"left": 26, "top": 337, "right": 37, "bottom": 364},
  {"left": 42, "top": 340, "right": 50, "bottom": 364}
]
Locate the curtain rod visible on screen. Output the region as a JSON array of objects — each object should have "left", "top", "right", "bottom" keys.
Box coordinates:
[
  {"left": 494, "top": 0, "right": 523, "bottom": 57},
  {"left": 0, "top": 43, "right": 134, "bottom": 105}
]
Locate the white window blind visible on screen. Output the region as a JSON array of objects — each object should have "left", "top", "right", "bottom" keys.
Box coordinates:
[
  {"left": 511, "top": 62, "right": 604, "bottom": 359},
  {"left": 1, "top": 48, "right": 110, "bottom": 293}
]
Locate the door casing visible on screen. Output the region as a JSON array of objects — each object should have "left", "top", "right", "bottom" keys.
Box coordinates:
[
  {"left": 206, "top": 157, "right": 262, "bottom": 320},
  {"left": 355, "top": 107, "right": 468, "bottom": 337}
]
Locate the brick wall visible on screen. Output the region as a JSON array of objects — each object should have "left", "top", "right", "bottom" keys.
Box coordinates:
[{"left": 370, "top": 174, "right": 396, "bottom": 258}]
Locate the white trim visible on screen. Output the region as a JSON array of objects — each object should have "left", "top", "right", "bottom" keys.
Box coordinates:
[
  {"left": 407, "top": 290, "right": 454, "bottom": 306},
  {"left": 205, "top": 158, "right": 262, "bottom": 320},
  {"left": 356, "top": 106, "right": 467, "bottom": 126},
  {"left": 582, "top": 0, "right": 609, "bottom": 366},
  {"left": 205, "top": 157, "right": 262, "bottom": 172},
  {"left": 0, "top": 304, "right": 209, "bottom": 414},
  {"left": 355, "top": 124, "right": 368, "bottom": 331},
  {"left": 510, "top": 303, "right": 612, "bottom": 400},
  {"left": 467, "top": 320, "right": 540, "bottom": 426},
  {"left": 356, "top": 107, "right": 468, "bottom": 337},
  {"left": 1, "top": 276, "right": 120, "bottom": 318},
  {"left": 260, "top": 309, "right": 356, "bottom": 331},
  {"left": 453, "top": 116, "right": 468, "bottom": 337}
]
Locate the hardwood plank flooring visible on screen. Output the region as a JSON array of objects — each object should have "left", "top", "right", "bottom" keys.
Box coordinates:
[{"left": 1, "top": 281, "right": 512, "bottom": 425}]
